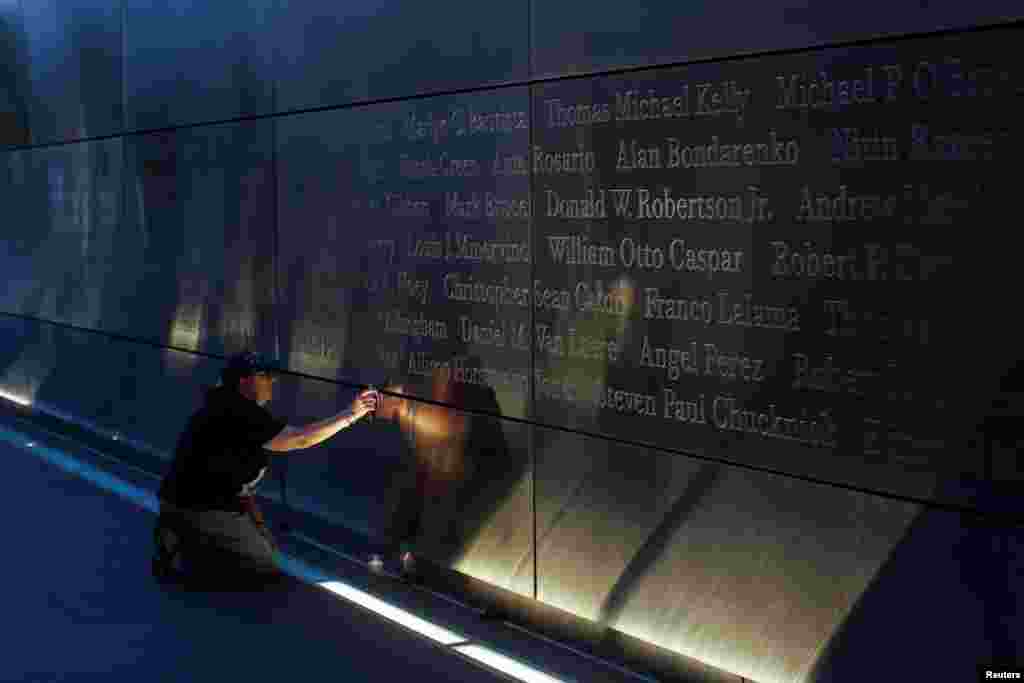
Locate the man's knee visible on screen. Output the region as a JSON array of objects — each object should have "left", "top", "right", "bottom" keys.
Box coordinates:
[{"left": 155, "top": 505, "right": 281, "bottom": 582}]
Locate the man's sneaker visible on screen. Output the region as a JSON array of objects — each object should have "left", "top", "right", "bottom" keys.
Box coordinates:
[
  {"left": 152, "top": 527, "right": 185, "bottom": 583},
  {"left": 152, "top": 556, "right": 172, "bottom": 581}
]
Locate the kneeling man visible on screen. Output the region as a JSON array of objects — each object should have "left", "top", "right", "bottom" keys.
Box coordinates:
[{"left": 153, "top": 351, "right": 378, "bottom": 587}]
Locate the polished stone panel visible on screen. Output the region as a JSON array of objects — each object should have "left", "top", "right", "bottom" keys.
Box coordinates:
[
  {"left": 2, "top": 12, "right": 1021, "bottom": 683},
  {"left": 275, "top": 88, "right": 531, "bottom": 419},
  {"left": 530, "top": 27, "right": 1023, "bottom": 505},
  {"left": 532, "top": 0, "right": 1023, "bottom": 78},
  {"left": 0, "top": 138, "right": 122, "bottom": 331},
  {"left": 14, "top": 0, "right": 124, "bottom": 144},
  {"left": 123, "top": 0, "right": 277, "bottom": 131},
  {"left": 533, "top": 424, "right": 921, "bottom": 683},
  {"left": 271, "top": 0, "right": 527, "bottom": 113},
  {"left": 112, "top": 121, "right": 276, "bottom": 356}
]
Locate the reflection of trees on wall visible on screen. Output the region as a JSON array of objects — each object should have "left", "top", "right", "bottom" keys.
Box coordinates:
[
  {"left": 299, "top": 14, "right": 359, "bottom": 102},
  {"left": 10, "top": 151, "right": 82, "bottom": 326},
  {"left": 0, "top": 13, "right": 31, "bottom": 146},
  {"left": 8, "top": 155, "right": 48, "bottom": 317},
  {"left": 111, "top": 132, "right": 187, "bottom": 347},
  {"left": 229, "top": 49, "right": 272, "bottom": 117},
  {"left": 279, "top": 132, "right": 323, "bottom": 360},
  {"left": 70, "top": 13, "right": 123, "bottom": 138},
  {"left": 373, "top": 10, "right": 498, "bottom": 97}
]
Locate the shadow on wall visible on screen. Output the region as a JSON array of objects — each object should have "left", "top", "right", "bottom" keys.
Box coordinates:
[
  {"left": 597, "top": 463, "right": 723, "bottom": 627},
  {"left": 383, "top": 360, "right": 524, "bottom": 569},
  {"left": 808, "top": 503, "right": 1023, "bottom": 682},
  {"left": 810, "top": 359, "right": 1024, "bottom": 679}
]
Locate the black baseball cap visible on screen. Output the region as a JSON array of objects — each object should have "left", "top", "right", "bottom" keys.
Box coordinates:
[{"left": 222, "top": 351, "right": 281, "bottom": 384}]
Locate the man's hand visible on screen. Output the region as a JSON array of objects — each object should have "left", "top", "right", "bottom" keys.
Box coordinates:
[{"left": 351, "top": 389, "right": 380, "bottom": 420}]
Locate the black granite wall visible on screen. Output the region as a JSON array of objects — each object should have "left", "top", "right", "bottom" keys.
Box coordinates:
[{"left": 1, "top": 3, "right": 1021, "bottom": 681}]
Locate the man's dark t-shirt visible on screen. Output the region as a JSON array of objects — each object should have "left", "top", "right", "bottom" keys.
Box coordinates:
[{"left": 158, "top": 385, "right": 287, "bottom": 511}]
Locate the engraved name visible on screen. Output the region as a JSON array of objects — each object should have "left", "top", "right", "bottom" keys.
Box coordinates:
[
  {"left": 443, "top": 274, "right": 531, "bottom": 308},
  {"left": 456, "top": 105, "right": 529, "bottom": 135},
  {"left": 408, "top": 233, "right": 531, "bottom": 263},
  {"left": 796, "top": 185, "right": 900, "bottom": 223},
  {"left": 910, "top": 123, "right": 1000, "bottom": 162},
  {"left": 379, "top": 309, "right": 448, "bottom": 340},
  {"left": 607, "top": 185, "right": 772, "bottom": 224},
  {"left": 446, "top": 232, "right": 531, "bottom": 263},
  {"left": 776, "top": 66, "right": 900, "bottom": 110},
  {"left": 532, "top": 324, "right": 621, "bottom": 362},
  {"left": 777, "top": 58, "right": 1017, "bottom": 110},
  {"left": 532, "top": 145, "right": 596, "bottom": 175},
  {"left": 399, "top": 153, "right": 481, "bottom": 179},
  {"left": 712, "top": 395, "right": 836, "bottom": 447},
  {"left": 570, "top": 381, "right": 657, "bottom": 417},
  {"left": 532, "top": 279, "right": 632, "bottom": 316},
  {"left": 396, "top": 271, "right": 429, "bottom": 305},
  {"left": 792, "top": 353, "right": 879, "bottom": 396},
  {"left": 614, "top": 133, "right": 799, "bottom": 171},
  {"left": 546, "top": 189, "right": 607, "bottom": 219},
  {"left": 717, "top": 291, "right": 801, "bottom": 331},
  {"left": 458, "top": 316, "right": 530, "bottom": 349},
  {"left": 641, "top": 289, "right": 799, "bottom": 331},
  {"left": 616, "top": 80, "right": 751, "bottom": 126},
  {"left": 771, "top": 240, "right": 913, "bottom": 282},
  {"left": 385, "top": 192, "right": 430, "bottom": 217},
  {"left": 640, "top": 337, "right": 764, "bottom": 382},
  {"left": 545, "top": 99, "right": 612, "bottom": 128},
  {"left": 831, "top": 127, "right": 900, "bottom": 162},
  {"left": 493, "top": 151, "right": 529, "bottom": 177},
  {"left": 446, "top": 192, "right": 531, "bottom": 219},
  {"left": 545, "top": 234, "right": 744, "bottom": 278},
  {"left": 663, "top": 389, "right": 707, "bottom": 424}
]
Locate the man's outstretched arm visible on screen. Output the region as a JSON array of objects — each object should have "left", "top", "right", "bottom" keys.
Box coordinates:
[{"left": 263, "top": 389, "right": 379, "bottom": 453}]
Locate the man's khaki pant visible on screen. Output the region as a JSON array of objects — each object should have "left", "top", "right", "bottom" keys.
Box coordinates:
[{"left": 154, "top": 497, "right": 282, "bottom": 587}]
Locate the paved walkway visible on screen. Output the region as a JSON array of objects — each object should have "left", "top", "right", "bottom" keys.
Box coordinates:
[{"left": 0, "top": 426, "right": 515, "bottom": 683}]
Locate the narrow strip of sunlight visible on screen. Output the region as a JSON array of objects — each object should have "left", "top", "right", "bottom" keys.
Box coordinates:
[
  {"left": 0, "top": 388, "right": 32, "bottom": 407},
  {"left": 454, "top": 644, "right": 568, "bottom": 683},
  {"left": 317, "top": 580, "right": 466, "bottom": 645}
]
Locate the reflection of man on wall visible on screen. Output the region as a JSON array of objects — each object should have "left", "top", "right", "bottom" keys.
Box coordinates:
[
  {"left": 153, "top": 351, "right": 379, "bottom": 588},
  {"left": 381, "top": 360, "right": 516, "bottom": 575}
]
